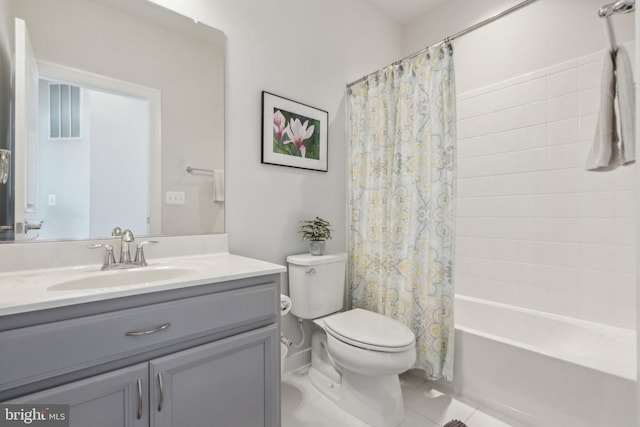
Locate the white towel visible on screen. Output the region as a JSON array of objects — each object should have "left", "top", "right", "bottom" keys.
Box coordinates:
[
  {"left": 585, "top": 47, "right": 636, "bottom": 171},
  {"left": 615, "top": 46, "right": 635, "bottom": 166},
  {"left": 213, "top": 169, "right": 225, "bottom": 202},
  {"left": 585, "top": 51, "right": 618, "bottom": 171}
]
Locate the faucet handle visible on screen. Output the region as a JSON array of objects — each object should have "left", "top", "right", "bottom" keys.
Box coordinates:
[
  {"left": 134, "top": 241, "right": 158, "bottom": 266},
  {"left": 111, "top": 227, "right": 122, "bottom": 237},
  {"left": 88, "top": 243, "right": 116, "bottom": 270}
]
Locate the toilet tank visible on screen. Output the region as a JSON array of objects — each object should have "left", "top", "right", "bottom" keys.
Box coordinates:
[{"left": 286, "top": 252, "right": 347, "bottom": 319}]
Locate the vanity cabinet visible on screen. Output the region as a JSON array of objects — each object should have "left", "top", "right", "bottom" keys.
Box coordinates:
[
  {"left": 0, "top": 273, "right": 281, "bottom": 427},
  {"left": 150, "top": 326, "right": 276, "bottom": 427},
  {"left": 8, "top": 363, "right": 149, "bottom": 427}
]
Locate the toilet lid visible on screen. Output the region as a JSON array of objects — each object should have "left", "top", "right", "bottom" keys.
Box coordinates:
[{"left": 323, "top": 308, "right": 415, "bottom": 352}]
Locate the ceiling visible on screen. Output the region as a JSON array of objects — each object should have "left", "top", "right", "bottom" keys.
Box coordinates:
[{"left": 365, "top": 0, "right": 449, "bottom": 24}]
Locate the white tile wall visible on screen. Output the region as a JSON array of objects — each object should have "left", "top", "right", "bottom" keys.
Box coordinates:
[{"left": 455, "top": 43, "right": 637, "bottom": 329}]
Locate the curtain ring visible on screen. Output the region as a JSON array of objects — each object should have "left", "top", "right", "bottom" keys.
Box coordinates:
[{"left": 443, "top": 37, "right": 453, "bottom": 54}]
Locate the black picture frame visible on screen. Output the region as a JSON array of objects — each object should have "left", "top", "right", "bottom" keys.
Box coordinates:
[{"left": 261, "top": 91, "right": 328, "bottom": 172}]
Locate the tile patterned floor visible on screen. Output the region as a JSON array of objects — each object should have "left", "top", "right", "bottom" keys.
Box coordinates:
[{"left": 282, "top": 369, "right": 525, "bottom": 427}]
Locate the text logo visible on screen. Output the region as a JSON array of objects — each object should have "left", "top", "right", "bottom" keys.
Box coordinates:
[{"left": 0, "top": 405, "right": 69, "bottom": 427}]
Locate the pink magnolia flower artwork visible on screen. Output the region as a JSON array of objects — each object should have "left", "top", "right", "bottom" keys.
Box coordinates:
[
  {"left": 273, "top": 110, "right": 287, "bottom": 142},
  {"left": 272, "top": 109, "right": 320, "bottom": 160},
  {"left": 282, "top": 118, "right": 315, "bottom": 158}
]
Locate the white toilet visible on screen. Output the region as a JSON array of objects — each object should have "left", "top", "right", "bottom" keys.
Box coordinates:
[{"left": 287, "top": 252, "right": 416, "bottom": 427}]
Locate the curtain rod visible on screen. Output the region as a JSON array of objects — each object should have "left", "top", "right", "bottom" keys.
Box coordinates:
[{"left": 346, "top": 0, "right": 540, "bottom": 88}]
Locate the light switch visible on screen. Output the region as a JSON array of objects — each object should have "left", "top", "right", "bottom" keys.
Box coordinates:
[{"left": 166, "top": 191, "right": 185, "bottom": 205}]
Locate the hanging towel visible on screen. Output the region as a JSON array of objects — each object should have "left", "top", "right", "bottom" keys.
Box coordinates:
[
  {"left": 213, "top": 169, "right": 225, "bottom": 202},
  {"left": 586, "top": 46, "right": 636, "bottom": 171},
  {"left": 615, "top": 46, "right": 635, "bottom": 166},
  {"left": 585, "top": 51, "right": 619, "bottom": 171}
]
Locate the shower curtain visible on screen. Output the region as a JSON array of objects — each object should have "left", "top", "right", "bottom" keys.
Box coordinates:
[{"left": 346, "top": 44, "right": 456, "bottom": 380}]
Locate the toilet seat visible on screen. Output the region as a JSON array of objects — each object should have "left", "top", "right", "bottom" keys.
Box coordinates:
[{"left": 323, "top": 308, "right": 415, "bottom": 353}]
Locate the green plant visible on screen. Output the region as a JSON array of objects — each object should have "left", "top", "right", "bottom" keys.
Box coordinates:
[{"left": 298, "top": 217, "right": 332, "bottom": 241}]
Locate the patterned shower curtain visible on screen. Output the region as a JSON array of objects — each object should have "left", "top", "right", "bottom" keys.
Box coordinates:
[{"left": 346, "top": 44, "right": 456, "bottom": 380}]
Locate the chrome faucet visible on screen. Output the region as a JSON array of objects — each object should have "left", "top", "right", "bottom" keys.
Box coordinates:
[
  {"left": 120, "top": 229, "right": 135, "bottom": 264},
  {"left": 111, "top": 227, "right": 135, "bottom": 264},
  {"left": 89, "top": 227, "right": 157, "bottom": 270}
]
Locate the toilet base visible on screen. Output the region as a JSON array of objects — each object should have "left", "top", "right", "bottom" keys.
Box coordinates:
[{"left": 308, "top": 366, "right": 405, "bottom": 427}]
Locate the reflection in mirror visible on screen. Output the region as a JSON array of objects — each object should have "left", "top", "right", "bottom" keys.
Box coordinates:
[
  {"left": 0, "top": 0, "right": 225, "bottom": 243},
  {"left": 33, "top": 72, "right": 156, "bottom": 240}
]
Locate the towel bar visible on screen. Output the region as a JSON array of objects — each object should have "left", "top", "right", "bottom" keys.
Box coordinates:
[{"left": 186, "top": 166, "right": 214, "bottom": 175}]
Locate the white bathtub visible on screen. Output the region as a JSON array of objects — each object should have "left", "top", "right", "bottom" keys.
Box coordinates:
[{"left": 436, "top": 296, "right": 636, "bottom": 427}]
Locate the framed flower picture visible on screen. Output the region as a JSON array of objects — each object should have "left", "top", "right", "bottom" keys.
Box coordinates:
[{"left": 261, "top": 91, "right": 328, "bottom": 172}]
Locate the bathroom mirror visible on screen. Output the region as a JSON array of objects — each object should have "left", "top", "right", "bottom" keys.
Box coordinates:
[{"left": 0, "top": 0, "right": 225, "bottom": 242}]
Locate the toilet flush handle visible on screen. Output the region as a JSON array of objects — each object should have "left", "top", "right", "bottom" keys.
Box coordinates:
[{"left": 306, "top": 268, "right": 316, "bottom": 276}]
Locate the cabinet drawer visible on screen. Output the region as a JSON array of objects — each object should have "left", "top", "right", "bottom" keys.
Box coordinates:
[{"left": 0, "top": 282, "right": 277, "bottom": 392}]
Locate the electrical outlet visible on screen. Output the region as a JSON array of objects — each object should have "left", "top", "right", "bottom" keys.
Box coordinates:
[
  {"left": 166, "top": 191, "right": 185, "bottom": 205},
  {"left": 48, "top": 195, "right": 56, "bottom": 206}
]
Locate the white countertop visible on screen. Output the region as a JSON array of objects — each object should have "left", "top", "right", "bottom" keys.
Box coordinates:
[{"left": 0, "top": 253, "right": 286, "bottom": 317}]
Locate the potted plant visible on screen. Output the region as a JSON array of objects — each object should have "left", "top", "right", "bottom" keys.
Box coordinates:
[{"left": 298, "top": 217, "right": 332, "bottom": 256}]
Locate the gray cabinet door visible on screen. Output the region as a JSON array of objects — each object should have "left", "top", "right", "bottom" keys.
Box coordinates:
[
  {"left": 8, "top": 363, "right": 148, "bottom": 427},
  {"left": 150, "top": 324, "right": 279, "bottom": 427}
]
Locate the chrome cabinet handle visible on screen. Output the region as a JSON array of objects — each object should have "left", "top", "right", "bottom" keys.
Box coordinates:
[
  {"left": 125, "top": 322, "right": 171, "bottom": 336},
  {"left": 157, "top": 372, "right": 164, "bottom": 411},
  {"left": 306, "top": 268, "right": 316, "bottom": 276},
  {"left": 136, "top": 379, "right": 143, "bottom": 420}
]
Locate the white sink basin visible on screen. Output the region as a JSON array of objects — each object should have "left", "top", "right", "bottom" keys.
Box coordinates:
[{"left": 48, "top": 266, "right": 199, "bottom": 291}]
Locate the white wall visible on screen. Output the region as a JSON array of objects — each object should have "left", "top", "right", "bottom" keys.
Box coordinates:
[
  {"left": 148, "top": 0, "right": 402, "bottom": 368},
  {"left": 403, "top": 0, "right": 636, "bottom": 328}
]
